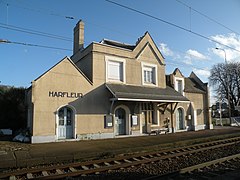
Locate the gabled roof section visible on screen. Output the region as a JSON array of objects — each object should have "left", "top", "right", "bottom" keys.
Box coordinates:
[
  {"left": 133, "top": 32, "right": 165, "bottom": 65},
  {"left": 184, "top": 77, "right": 206, "bottom": 94},
  {"left": 33, "top": 56, "right": 92, "bottom": 85},
  {"left": 173, "top": 68, "right": 184, "bottom": 78},
  {"left": 184, "top": 71, "right": 208, "bottom": 93}
]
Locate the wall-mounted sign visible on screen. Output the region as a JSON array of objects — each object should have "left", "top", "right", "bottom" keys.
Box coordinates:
[
  {"left": 104, "top": 115, "right": 113, "bottom": 128},
  {"left": 49, "top": 91, "right": 83, "bottom": 98},
  {"left": 132, "top": 115, "right": 138, "bottom": 126}
]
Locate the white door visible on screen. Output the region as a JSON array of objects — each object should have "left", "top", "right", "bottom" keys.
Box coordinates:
[{"left": 58, "top": 107, "right": 73, "bottom": 139}]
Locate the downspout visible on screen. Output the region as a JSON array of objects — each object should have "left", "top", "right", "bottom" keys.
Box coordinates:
[{"left": 171, "top": 103, "right": 174, "bottom": 133}]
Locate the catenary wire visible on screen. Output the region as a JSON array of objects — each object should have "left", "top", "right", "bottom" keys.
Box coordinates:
[
  {"left": 2, "top": 0, "right": 240, "bottom": 54},
  {"left": 2, "top": 40, "right": 72, "bottom": 51},
  {"left": 0, "top": 0, "right": 75, "bottom": 20},
  {"left": 2, "top": 0, "right": 239, "bottom": 55},
  {"left": 0, "top": 23, "right": 73, "bottom": 42},
  {"left": 105, "top": 0, "right": 240, "bottom": 53},
  {"left": 175, "top": 0, "right": 240, "bottom": 36},
  {"left": 0, "top": 0, "right": 226, "bottom": 72}
]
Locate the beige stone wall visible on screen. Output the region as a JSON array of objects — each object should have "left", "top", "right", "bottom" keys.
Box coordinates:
[
  {"left": 185, "top": 92, "right": 205, "bottom": 125},
  {"left": 31, "top": 57, "right": 94, "bottom": 136},
  {"left": 75, "top": 53, "right": 93, "bottom": 82},
  {"left": 91, "top": 41, "right": 166, "bottom": 88}
]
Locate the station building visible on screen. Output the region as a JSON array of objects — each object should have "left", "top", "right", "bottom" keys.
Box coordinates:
[{"left": 27, "top": 20, "right": 213, "bottom": 143}]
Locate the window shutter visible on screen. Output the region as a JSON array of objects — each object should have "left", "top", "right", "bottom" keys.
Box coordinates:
[{"left": 108, "top": 61, "right": 123, "bottom": 81}]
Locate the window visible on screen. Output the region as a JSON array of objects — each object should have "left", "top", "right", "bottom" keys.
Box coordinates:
[
  {"left": 142, "top": 63, "right": 157, "bottom": 86},
  {"left": 108, "top": 61, "right": 123, "bottom": 81},
  {"left": 106, "top": 56, "right": 125, "bottom": 83},
  {"left": 144, "top": 67, "right": 154, "bottom": 83},
  {"left": 58, "top": 107, "right": 72, "bottom": 126},
  {"left": 177, "top": 80, "right": 183, "bottom": 94},
  {"left": 174, "top": 77, "right": 184, "bottom": 95}
]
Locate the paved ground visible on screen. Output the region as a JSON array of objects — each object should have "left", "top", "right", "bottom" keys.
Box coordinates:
[{"left": 0, "top": 126, "right": 240, "bottom": 170}]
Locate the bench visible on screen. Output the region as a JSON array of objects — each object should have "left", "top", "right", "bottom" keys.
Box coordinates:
[{"left": 149, "top": 128, "right": 169, "bottom": 135}]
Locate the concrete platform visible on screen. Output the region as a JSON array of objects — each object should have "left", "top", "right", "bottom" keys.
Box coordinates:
[{"left": 0, "top": 126, "right": 240, "bottom": 171}]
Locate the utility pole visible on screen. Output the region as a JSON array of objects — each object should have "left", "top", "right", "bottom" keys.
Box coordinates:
[{"left": 215, "top": 48, "right": 231, "bottom": 125}]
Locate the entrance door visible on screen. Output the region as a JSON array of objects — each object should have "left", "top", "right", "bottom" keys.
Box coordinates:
[
  {"left": 115, "top": 108, "right": 126, "bottom": 135},
  {"left": 176, "top": 108, "right": 184, "bottom": 130},
  {"left": 58, "top": 107, "right": 73, "bottom": 139}
]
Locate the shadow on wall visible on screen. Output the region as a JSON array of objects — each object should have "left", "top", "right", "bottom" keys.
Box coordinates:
[{"left": 69, "top": 84, "right": 112, "bottom": 115}]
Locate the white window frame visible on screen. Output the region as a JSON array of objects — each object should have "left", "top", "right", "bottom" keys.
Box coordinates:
[
  {"left": 105, "top": 56, "right": 126, "bottom": 83},
  {"left": 174, "top": 77, "right": 185, "bottom": 96},
  {"left": 141, "top": 62, "right": 158, "bottom": 86}
]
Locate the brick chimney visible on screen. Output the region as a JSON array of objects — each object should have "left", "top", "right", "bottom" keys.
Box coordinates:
[{"left": 73, "top": 20, "right": 84, "bottom": 54}]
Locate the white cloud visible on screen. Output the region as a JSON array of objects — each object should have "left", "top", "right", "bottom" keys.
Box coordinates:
[
  {"left": 183, "top": 57, "right": 193, "bottom": 65},
  {"left": 193, "top": 68, "right": 210, "bottom": 78},
  {"left": 159, "top": 43, "right": 174, "bottom": 56},
  {"left": 211, "top": 33, "right": 240, "bottom": 62},
  {"left": 158, "top": 43, "right": 211, "bottom": 68},
  {"left": 186, "top": 49, "right": 209, "bottom": 60}
]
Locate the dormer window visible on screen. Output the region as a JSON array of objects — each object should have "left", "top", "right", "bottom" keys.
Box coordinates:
[
  {"left": 141, "top": 62, "right": 157, "bottom": 86},
  {"left": 106, "top": 56, "right": 125, "bottom": 83},
  {"left": 177, "top": 80, "right": 183, "bottom": 94},
  {"left": 174, "top": 77, "right": 184, "bottom": 95}
]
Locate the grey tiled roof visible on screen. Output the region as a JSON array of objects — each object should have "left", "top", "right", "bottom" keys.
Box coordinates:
[
  {"left": 184, "top": 78, "right": 206, "bottom": 94},
  {"left": 106, "top": 83, "right": 189, "bottom": 102},
  {"left": 100, "top": 39, "right": 135, "bottom": 50}
]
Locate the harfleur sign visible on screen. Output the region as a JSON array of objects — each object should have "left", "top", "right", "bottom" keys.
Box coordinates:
[{"left": 49, "top": 91, "right": 83, "bottom": 98}]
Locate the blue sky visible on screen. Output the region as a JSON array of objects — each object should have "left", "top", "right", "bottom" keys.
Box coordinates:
[{"left": 1, "top": 0, "right": 240, "bottom": 102}]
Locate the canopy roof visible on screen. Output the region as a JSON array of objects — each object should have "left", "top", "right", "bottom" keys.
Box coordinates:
[{"left": 106, "top": 83, "right": 190, "bottom": 103}]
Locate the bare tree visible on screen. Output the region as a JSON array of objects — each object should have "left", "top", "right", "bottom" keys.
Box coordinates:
[{"left": 209, "top": 62, "right": 240, "bottom": 116}]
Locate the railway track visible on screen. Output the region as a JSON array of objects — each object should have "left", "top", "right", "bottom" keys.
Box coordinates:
[
  {"left": 1, "top": 137, "right": 240, "bottom": 179},
  {"left": 147, "top": 153, "right": 240, "bottom": 180}
]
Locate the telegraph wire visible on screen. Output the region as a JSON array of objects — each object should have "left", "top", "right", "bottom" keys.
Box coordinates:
[
  {"left": 175, "top": 0, "right": 240, "bottom": 36},
  {"left": 0, "top": 0, "right": 75, "bottom": 20},
  {"left": 0, "top": 0, "right": 234, "bottom": 69},
  {"left": 105, "top": 0, "right": 240, "bottom": 53},
  {"left": 3, "top": 0, "right": 239, "bottom": 54},
  {"left": 1, "top": 39, "right": 72, "bottom": 51},
  {"left": 0, "top": 23, "right": 73, "bottom": 42},
  {"left": 2, "top": 38, "right": 211, "bottom": 73}
]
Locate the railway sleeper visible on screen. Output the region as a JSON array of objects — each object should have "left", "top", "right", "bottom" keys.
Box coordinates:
[
  {"left": 132, "top": 157, "right": 140, "bottom": 161},
  {"left": 69, "top": 167, "right": 77, "bottom": 172},
  {"left": 81, "top": 165, "right": 89, "bottom": 170},
  {"left": 104, "top": 162, "right": 111, "bottom": 166},
  {"left": 124, "top": 159, "right": 132, "bottom": 163},
  {"left": 114, "top": 160, "right": 121, "bottom": 164},
  {"left": 27, "top": 173, "right": 34, "bottom": 179},
  {"left": 9, "top": 176, "right": 16, "bottom": 180},
  {"left": 93, "top": 164, "right": 101, "bottom": 168},
  {"left": 42, "top": 170, "right": 49, "bottom": 176},
  {"left": 56, "top": 169, "right": 64, "bottom": 174}
]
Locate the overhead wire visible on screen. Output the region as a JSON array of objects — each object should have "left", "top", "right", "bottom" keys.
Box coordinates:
[
  {"left": 175, "top": 0, "right": 240, "bottom": 36},
  {"left": 0, "top": 0, "right": 232, "bottom": 73},
  {"left": 105, "top": 0, "right": 240, "bottom": 53},
  {"left": 0, "top": 23, "right": 73, "bottom": 42},
  {"left": 0, "top": 0, "right": 75, "bottom": 20},
  {"left": 1, "top": 39, "right": 72, "bottom": 51}
]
